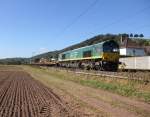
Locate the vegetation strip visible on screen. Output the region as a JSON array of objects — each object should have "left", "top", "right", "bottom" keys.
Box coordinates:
[{"left": 34, "top": 66, "right": 150, "bottom": 102}]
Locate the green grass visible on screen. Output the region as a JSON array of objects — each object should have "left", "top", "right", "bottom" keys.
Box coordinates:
[
  {"left": 135, "top": 92, "right": 150, "bottom": 102},
  {"left": 79, "top": 79, "right": 137, "bottom": 96},
  {"left": 26, "top": 66, "right": 150, "bottom": 103}
]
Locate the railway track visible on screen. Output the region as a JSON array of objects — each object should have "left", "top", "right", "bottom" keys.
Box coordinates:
[
  {"left": 0, "top": 70, "right": 79, "bottom": 117},
  {"left": 44, "top": 67, "right": 150, "bottom": 82}
]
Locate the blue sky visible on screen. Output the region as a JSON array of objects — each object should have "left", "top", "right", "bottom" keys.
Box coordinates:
[{"left": 0, "top": 0, "right": 150, "bottom": 58}]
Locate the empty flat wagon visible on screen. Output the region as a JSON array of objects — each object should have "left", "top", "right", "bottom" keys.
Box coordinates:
[{"left": 119, "top": 56, "right": 150, "bottom": 70}]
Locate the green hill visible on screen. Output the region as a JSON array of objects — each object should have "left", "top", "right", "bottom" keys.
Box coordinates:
[{"left": 0, "top": 58, "right": 29, "bottom": 65}]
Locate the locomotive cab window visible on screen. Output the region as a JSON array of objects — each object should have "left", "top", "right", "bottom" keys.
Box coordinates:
[{"left": 83, "top": 50, "right": 92, "bottom": 58}]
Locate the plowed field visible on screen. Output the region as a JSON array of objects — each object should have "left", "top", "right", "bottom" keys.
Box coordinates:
[{"left": 0, "top": 69, "right": 78, "bottom": 117}]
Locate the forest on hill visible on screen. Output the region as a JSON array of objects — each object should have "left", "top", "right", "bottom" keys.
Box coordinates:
[{"left": 0, "top": 58, "right": 29, "bottom": 65}]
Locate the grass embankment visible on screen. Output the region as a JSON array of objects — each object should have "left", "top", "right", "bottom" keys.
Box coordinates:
[{"left": 25, "top": 66, "right": 150, "bottom": 103}]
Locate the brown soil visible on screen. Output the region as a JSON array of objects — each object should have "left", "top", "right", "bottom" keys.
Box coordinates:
[
  {"left": 24, "top": 66, "right": 150, "bottom": 117},
  {"left": 48, "top": 80, "right": 150, "bottom": 117},
  {"left": 0, "top": 69, "right": 81, "bottom": 117},
  {"left": 1, "top": 66, "right": 150, "bottom": 117}
]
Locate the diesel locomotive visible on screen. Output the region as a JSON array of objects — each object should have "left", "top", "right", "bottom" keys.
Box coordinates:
[{"left": 58, "top": 40, "right": 120, "bottom": 71}]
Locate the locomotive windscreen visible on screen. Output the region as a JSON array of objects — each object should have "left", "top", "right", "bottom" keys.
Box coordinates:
[{"left": 103, "top": 40, "right": 119, "bottom": 53}]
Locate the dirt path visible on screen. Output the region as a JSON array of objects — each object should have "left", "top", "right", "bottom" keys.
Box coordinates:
[
  {"left": 23, "top": 66, "right": 150, "bottom": 117},
  {"left": 0, "top": 69, "right": 81, "bottom": 117}
]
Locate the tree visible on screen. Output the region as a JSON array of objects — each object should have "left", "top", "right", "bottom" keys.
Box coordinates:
[
  {"left": 121, "top": 33, "right": 129, "bottom": 38},
  {"left": 139, "top": 34, "right": 144, "bottom": 38},
  {"left": 144, "top": 41, "right": 149, "bottom": 46},
  {"left": 130, "top": 33, "right": 133, "bottom": 37},
  {"left": 134, "top": 34, "right": 139, "bottom": 38}
]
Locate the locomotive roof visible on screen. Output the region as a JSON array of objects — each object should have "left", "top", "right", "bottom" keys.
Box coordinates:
[{"left": 60, "top": 40, "right": 117, "bottom": 54}]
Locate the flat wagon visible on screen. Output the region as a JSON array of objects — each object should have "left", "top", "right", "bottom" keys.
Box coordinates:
[{"left": 119, "top": 56, "right": 150, "bottom": 70}]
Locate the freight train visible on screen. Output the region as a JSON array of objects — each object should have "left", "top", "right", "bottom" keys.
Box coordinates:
[{"left": 58, "top": 40, "right": 120, "bottom": 71}]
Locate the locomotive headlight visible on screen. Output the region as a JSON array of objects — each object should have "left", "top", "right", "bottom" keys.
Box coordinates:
[{"left": 113, "top": 48, "right": 119, "bottom": 52}]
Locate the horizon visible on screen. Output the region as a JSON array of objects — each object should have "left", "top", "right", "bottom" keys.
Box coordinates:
[{"left": 0, "top": 0, "right": 150, "bottom": 58}]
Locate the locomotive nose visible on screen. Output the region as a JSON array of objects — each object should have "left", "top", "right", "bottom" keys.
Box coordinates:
[{"left": 102, "top": 52, "right": 119, "bottom": 62}]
